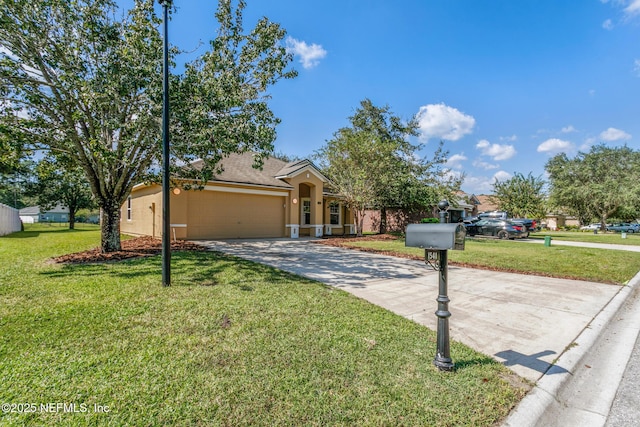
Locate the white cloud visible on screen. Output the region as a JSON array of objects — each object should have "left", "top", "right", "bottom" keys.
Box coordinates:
[
  {"left": 537, "top": 138, "right": 575, "bottom": 153},
  {"left": 472, "top": 160, "right": 500, "bottom": 170},
  {"left": 625, "top": 0, "right": 640, "bottom": 17},
  {"left": 475, "top": 139, "right": 516, "bottom": 161},
  {"left": 462, "top": 171, "right": 511, "bottom": 194},
  {"left": 500, "top": 134, "right": 517, "bottom": 142},
  {"left": 599, "top": 127, "right": 631, "bottom": 141},
  {"left": 634, "top": 59, "right": 640, "bottom": 76},
  {"left": 446, "top": 153, "right": 467, "bottom": 169},
  {"left": 493, "top": 170, "right": 512, "bottom": 183},
  {"left": 461, "top": 175, "right": 494, "bottom": 194},
  {"left": 416, "top": 103, "right": 476, "bottom": 141},
  {"left": 561, "top": 125, "right": 577, "bottom": 133},
  {"left": 603, "top": 18, "right": 614, "bottom": 29},
  {"left": 285, "top": 37, "right": 327, "bottom": 69}
]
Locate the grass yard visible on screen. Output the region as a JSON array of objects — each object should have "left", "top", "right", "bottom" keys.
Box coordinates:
[
  {"left": 342, "top": 236, "right": 640, "bottom": 285},
  {"left": 0, "top": 225, "right": 528, "bottom": 426},
  {"left": 529, "top": 230, "right": 640, "bottom": 246}
]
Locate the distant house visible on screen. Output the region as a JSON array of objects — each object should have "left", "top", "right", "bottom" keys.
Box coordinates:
[
  {"left": 120, "top": 152, "right": 355, "bottom": 240},
  {"left": 473, "top": 194, "right": 499, "bottom": 214},
  {"left": 362, "top": 193, "right": 480, "bottom": 234},
  {"left": 19, "top": 204, "right": 70, "bottom": 223}
]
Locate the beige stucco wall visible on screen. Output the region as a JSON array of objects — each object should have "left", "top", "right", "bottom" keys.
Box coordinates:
[
  {"left": 120, "top": 185, "right": 162, "bottom": 238},
  {"left": 121, "top": 170, "right": 354, "bottom": 239}
]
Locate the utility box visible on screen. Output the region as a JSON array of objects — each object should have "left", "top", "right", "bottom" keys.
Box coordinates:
[{"left": 405, "top": 223, "right": 466, "bottom": 251}]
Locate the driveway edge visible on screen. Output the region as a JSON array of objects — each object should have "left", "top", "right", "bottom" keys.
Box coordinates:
[{"left": 502, "top": 270, "right": 640, "bottom": 426}]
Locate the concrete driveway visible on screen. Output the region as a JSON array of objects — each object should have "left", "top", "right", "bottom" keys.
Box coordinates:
[{"left": 197, "top": 238, "right": 621, "bottom": 382}]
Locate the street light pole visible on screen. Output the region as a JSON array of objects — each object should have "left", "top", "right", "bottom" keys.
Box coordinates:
[{"left": 159, "top": 0, "right": 172, "bottom": 287}]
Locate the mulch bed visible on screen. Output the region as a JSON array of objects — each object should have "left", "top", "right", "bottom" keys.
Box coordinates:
[{"left": 52, "top": 236, "right": 207, "bottom": 264}]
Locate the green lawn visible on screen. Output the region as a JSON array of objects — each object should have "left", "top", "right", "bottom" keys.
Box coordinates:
[
  {"left": 530, "top": 230, "right": 640, "bottom": 246},
  {"left": 0, "top": 225, "right": 528, "bottom": 426},
  {"left": 343, "top": 236, "right": 640, "bottom": 285}
]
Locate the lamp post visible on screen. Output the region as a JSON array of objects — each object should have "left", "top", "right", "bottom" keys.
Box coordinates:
[
  {"left": 159, "top": 0, "right": 172, "bottom": 287},
  {"left": 434, "top": 200, "right": 454, "bottom": 371}
]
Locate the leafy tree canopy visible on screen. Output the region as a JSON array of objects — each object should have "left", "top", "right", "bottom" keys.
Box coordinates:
[
  {"left": 316, "top": 99, "right": 461, "bottom": 235},
  {"left": 0, "top": 0, "right": 296, "bottom": 251},
  {"left": 491, "top": 172, "right": 546, "bottom": 219},
  {"left": 546, "top": 144, "right": 640, "bottom": 228}
]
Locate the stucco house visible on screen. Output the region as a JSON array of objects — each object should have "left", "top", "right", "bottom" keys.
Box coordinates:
[{"left": 120, "top": 152, "right": 355, "bottom": 240}]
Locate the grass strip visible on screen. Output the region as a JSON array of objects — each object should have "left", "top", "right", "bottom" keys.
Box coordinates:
[{"left": 341, "top": 236, "right": 640, "bottom": 285}]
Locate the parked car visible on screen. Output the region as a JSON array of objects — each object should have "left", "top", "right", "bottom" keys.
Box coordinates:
[
  {"left": 607, "top": 223, "right": 640, "bottom": 233},
  {"left": 476, "top": 211, "right": 508, "bottom": 220},
  {"left": 511, "top": 218, "right": 537, "bottom": 234},
  {"left": 580, "top": 223, "right": 601, "bottom": 231},
  {"left": 464, "top": 219, "right": 527, "bottom": 239}
]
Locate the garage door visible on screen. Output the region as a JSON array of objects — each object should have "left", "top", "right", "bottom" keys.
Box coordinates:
[{"left": 186, "top": 190, "right": 286, "bottom": 239}]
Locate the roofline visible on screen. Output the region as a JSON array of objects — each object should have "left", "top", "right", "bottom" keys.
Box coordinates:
[
  {"left": 275, "top": 161, "right": 329, "bottom": 183},
  {"left": 132, "top": 178, "right": 293, "bottom": 192}
]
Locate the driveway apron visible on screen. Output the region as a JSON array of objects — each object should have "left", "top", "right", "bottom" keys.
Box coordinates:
[{"left": 197, "top": 238, "right": 620, "bottom": 383}]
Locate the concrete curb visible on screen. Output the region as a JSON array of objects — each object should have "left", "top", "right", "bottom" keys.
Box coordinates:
[{"left": 502, "top": 271, "right": 640, "bottom": 427}]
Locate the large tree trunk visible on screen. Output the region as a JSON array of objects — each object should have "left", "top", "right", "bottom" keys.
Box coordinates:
[
  {"left": 379, "top": 206, "right": 387, "bottom": 235},
  {"left": 100, "top": 200, "right": 122, "bottom": 252},
  {"left": 69, "top": 208, "right": 76, "bottom": 230}
]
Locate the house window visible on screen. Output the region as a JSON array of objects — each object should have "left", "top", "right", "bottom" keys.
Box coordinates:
[
  {"left": 301, "top": 199, "right": 311, "bottom": 225},
  {"left": 329, "top": 204, "right": 341, "bottom": 225},
  {"left": 127, "top": 196, "right": 132, "bottom": 221}
]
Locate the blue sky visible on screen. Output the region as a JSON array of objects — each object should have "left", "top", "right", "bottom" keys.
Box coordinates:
[{"left": 153, "top": 0, "right": 640, "bottom": 194}]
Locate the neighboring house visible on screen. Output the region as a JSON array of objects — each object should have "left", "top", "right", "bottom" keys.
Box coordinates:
[
  {"left": 120, "top": 153, "right": 355, "bottom": 240},
  {"left": 543, "top": 214, "right": 580, "bottom": 230},
  {"left": 473, "top": 194, "right": 499, "bottom": 214},
  {"left": 362, "top": 193, "right": 479, "bottom": 233},
  {"left": 19, "top": 204, "right": 70, "bottom": 223}
]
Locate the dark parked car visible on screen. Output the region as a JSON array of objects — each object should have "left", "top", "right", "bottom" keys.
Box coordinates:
[
  {"left": 465, "top": 219, "right": 527, "bottom": 239},
  {"left": 511, "top": 218, "right": 538, "bottom": 236},
  {"left": 607, "top": 223, "right": 640, "bottom": 233}
]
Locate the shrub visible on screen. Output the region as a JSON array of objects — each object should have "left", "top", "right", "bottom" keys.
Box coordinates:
[{"left": 420, "top": 217, "right": 439, "bottom": 223}]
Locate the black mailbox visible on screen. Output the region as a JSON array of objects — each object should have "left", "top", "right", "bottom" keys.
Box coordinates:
[{"left": 405, "top": 223, "right": 466, "bottom": 251}]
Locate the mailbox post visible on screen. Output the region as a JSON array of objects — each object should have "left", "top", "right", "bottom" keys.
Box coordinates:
[{"left": 405, "top": 200, "right": 465, "bottom": 371}]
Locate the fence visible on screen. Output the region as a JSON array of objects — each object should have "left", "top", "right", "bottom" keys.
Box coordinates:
[{"left": 0, "top": 203, "right": 21, "bottom": 236}]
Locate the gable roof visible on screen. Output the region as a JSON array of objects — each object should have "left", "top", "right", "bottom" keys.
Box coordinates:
[
  {"left": 275, "top": 159, "right": 329, "bottom": 182},
  {"left": 190, "top": 153, "right": 293, "bottom": 189},
  {"left": 475, "top": 194, "right": 499, "bottom": 212}
]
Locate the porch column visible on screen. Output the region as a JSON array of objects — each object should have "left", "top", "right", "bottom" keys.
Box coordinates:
[{"left": 310, "top": 184, "right": 323, "bottom": 237}]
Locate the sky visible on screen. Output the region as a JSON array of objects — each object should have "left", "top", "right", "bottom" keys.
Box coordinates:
[{"left": 148, "top": 0, "right": 640, "bottom": 195}]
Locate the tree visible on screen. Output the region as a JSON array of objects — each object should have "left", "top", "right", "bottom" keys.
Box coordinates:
[
  {"left": 0, "top": 159, "right": 37, "bottom": 209},
  {"left": 546, "top": 144, "right": 640, "bottom": 230},
  {"left": 316, "top": 99, "right": 460, "bottom": 236},
  {"left": 29, "top": 158, "right": 96, "bottom": 229},
  {"left": 491, "top": 172, "right": 546, "bottom": 219},
  {"left": 0, "top": 0, "right": 295, "bottom": 251}
]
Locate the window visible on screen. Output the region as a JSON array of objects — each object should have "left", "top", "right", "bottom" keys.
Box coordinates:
[
  {"left": 302, "top": 199, "right": 311, "bottom": 225},
  {"left": 127, "top": 196, "right": 132, "bottom": 221},
  {"left": 329, "top": 203, "right": 340, "bottom": 225}
]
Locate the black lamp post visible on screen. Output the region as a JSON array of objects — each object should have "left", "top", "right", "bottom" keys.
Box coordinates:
[
  {"left": 159, "top": 0, "right": 172, "bottom": 287},
  {"left": 434, "top": 200, "right": 454, "bottom": 371}
]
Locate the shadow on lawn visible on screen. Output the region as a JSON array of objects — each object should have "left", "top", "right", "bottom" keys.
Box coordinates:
[
  {"left": 40, "top": 250, "right": 312, "bottom": 288},
  {"left": 3, "top": 227, "right": 96, "bottom": 239}
]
